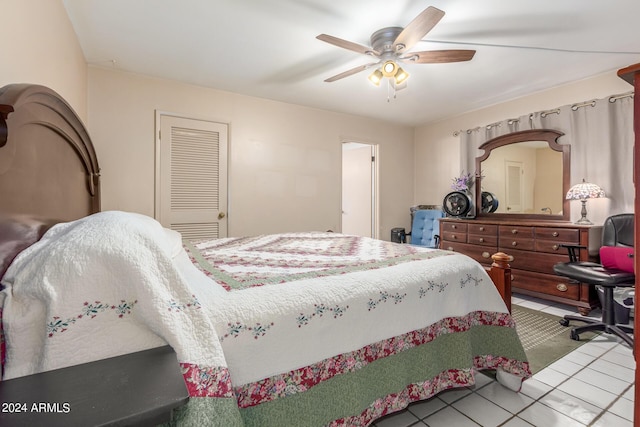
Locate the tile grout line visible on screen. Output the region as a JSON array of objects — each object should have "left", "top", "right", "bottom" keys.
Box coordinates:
[{"left": 532, "top": 340, "right": 633, "bottom": 426}]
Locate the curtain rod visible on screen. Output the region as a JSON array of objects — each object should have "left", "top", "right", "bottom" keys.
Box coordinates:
[{"left": 452, "top": 91, "right": 634, "bottom": 137}]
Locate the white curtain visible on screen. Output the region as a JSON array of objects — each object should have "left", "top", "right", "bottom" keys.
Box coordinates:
[{"left": 460, "top": 93, "right": 634, "bottom": 224}]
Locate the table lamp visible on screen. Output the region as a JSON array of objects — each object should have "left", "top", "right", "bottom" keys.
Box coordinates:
[{"left": 565, "top": 179, "right": 605, "bottom": 225}]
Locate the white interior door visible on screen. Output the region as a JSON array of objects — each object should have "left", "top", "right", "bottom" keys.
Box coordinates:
[
  {"left": 342, "top": 142, "right": 377, "bottom": 238},
  {"left": 505, "top": 160, "right": 523, "bottom": 213},
  {"left": 156, "top": 114, "right": 228, "bottom": 240}
]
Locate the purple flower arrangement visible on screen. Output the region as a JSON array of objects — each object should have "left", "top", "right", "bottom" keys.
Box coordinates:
[{"left": 451, "top": 171, "right": 475, "bottom": 192}]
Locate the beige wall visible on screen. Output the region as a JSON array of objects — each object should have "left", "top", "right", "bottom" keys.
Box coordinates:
[
  {"left": 87, "top": 67, "right": 415, "bottom": 238},
  {"left": 0, "top": 0, "right": 88, "bottom": 121},
  {"left": 4, "top": 1, "right": 633, "bottom": 237},
  {"left": 414, "top": 71, "right": 633, "bottom": 207}
]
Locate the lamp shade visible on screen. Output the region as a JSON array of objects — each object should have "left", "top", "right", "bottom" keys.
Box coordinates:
[
  {"left": 566, "top": 179, "right": 605, "bottom": 200},
  {"left": 394, "top": 67, "right": 409, "bottom": 85},
  {"left": 381, "top": 60, "right": 398, "bottom": 77},
  {"left": 368, "top": 69, "right": 383, "bottom": 86}
]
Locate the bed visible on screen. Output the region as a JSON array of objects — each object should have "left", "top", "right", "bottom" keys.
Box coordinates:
[{"left": 0, "top": 84, "right": 530, "bottom": 426}]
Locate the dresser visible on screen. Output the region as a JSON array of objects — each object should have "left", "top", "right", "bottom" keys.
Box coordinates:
[{"left": 440, "top": 218, "right": 601, "bottom": 315}]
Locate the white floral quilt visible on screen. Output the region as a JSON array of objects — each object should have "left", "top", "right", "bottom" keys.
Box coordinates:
[{"left": 1, "top": 211, "right": 530, "bottom": 427}]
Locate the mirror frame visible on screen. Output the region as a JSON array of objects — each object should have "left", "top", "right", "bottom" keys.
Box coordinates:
[{"left": 475, "top": 129, "right": 570, "bottom": 221}]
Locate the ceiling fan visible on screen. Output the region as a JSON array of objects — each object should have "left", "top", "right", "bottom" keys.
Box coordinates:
[{"left": 316, "top": 6, "right": 475, "bottom": 86}]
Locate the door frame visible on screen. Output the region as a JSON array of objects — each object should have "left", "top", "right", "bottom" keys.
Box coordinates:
[
  {"left": 154, "top": 110, "right": 230, "bottom": 237},
  {"left": 341, "top": 141, "right": 379, "bottom": 239}
]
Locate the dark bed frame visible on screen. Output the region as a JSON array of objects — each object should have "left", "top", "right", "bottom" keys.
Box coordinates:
[
  {"left": 0, "top": 84, "right": 100, "bottom": 278},
  {"left": 0, "top": 86, "right": 192, "bottom": 425}
]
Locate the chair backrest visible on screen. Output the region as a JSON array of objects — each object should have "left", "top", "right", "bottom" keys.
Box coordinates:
[
  {"left": 410, "top": 209, "right": 444, "bottom": 247},
  {"left": 602, "top": 213, "right": 634, "bottom": 247}
]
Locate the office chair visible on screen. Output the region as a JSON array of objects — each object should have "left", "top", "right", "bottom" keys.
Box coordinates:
[
  {"left": 553, "top": 213, "right": 634, "bottom": 348},
  {"left": 407, "top": 209, "right": 444, "bottom": 248}
]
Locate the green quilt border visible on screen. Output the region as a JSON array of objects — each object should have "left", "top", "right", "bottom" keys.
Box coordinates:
[{"left": 238, "top": 325, "right": 526, "bottom": 427}]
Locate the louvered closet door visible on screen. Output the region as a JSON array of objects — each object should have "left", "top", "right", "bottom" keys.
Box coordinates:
[{"left": 157, "top": 115, "right": 228, "bottom": 240}]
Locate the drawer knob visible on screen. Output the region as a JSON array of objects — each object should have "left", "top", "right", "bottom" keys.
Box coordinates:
[
  {"left": 479, "top": 238, "right": 484, "bottom": 243},
  {"left": 511, "top": 229, "right": 518, "bottom": 234},
  {"left": 447, "top": 246, "right": 454, "bottom": 251},
  {"left": 552, "top": 244, "right": 559, "bottom": 251},
  {"left": 479, "top": 226, "right": 485, "bottom": 231},
  {"left": 482, "top": 252, "right": 490, "bottom": 258},
  {"left": 556, "top": 283, "right": 568, "bottom": 292},
  {"left": 511, "top": 241, "right": 517, "bottom": 246},
  {"left": 452, "top": 225, "right": 457, "bottom": 229},
  {"left": 452, "top": 234, "right": 457, "bottom": 240},
  {"left": 552, "top": 231, "right": 559, "bottom": 237}
]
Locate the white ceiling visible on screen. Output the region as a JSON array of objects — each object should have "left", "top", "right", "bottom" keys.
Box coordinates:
[{"left": 62, "top": 0, "right": 640, "bottom": 127}]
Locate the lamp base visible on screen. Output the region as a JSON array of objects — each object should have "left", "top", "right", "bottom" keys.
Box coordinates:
[
  {"left": 573, "top": 199, "right": 593, "bottom": 225},
  {"left": 574, "top": 217, "right": 593, "bottom": 225}
]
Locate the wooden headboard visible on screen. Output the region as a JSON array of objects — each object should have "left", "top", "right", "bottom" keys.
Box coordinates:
[{"left": 0, "top": 84, "right": 101, "bottom": 278}]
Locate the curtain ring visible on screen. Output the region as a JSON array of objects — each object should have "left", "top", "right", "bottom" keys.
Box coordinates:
[
  {"left": 541, "top": 108, "right": 560, "bottom": 117},
  {"left": 571, "top": 101, "right": 596, "bottom": 111}
]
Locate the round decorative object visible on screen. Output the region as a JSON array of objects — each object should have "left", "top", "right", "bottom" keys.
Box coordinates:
[
  {"left": 442, "top": 191, "right": 472, "bottom": 217},
  {"left": 481, "top": 191, "right": 499, "bottom": 213}
]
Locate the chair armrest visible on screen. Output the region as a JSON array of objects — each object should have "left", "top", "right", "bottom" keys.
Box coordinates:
[{"left": 559, "top": 244, "right": 587, "bottom": 262}]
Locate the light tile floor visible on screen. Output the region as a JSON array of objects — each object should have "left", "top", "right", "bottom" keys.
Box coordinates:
[{"left": 372, "top": 294, "right": 636, "bottom": 427}]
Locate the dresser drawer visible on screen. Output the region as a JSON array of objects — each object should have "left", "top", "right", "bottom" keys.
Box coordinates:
[
  {"left": 535, "top": 239, "right": 572, "bottom": 254},
  {"left": 501, "top": 247, "right": 569, "bottom": 274},
  {"left": 535, "top": 227, "right": 580, "bottom": 243},
  {"left": 499, "top": 236, "right": 535, "bottom": 251},
  {"left": 441, "top": 222, "right": 468, "bottom": 233},
  {"left": 441, "top": 231, "right": 467, "bottom": 243},
  {"left": 442, "top": 241, "right": 495, "bottom": 265},
  {"left": 499, "top": 225, "right": 534, "bottom": 238},
  {"left": 468, "top": 234, "right": 498, "bottom": 246},
  {"left": 468, "top": 224, "right": 498, "bottom": 235},
  {"left": 511, "top": 269, "right": 580, "bottom": 300}
]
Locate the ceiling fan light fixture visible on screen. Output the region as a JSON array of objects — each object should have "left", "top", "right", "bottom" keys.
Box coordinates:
[
  {"left": 368, "top": 69, "right": 383, "bottom": 86},
  {"left": 381, "top": 60, "right": 398, "bottom": 77},
  {"left": 318, "top": 6, "right": 476, "bottom": 85},
  {"left": 394, "top": 67, "right": 409, "bottom": 85}
]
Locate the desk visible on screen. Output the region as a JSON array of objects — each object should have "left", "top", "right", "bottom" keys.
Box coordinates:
[{"left": 0, "top": 345, "right": 188, "bottom": 426}]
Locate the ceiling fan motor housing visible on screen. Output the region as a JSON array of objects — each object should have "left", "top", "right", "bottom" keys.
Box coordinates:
[{"left": 370, "top": 27, "right": 404, "bottom": 55}]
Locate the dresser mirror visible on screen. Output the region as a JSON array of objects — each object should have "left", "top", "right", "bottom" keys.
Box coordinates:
[{"left": 475, "top": 129, "right": 570, "bottom": 221}]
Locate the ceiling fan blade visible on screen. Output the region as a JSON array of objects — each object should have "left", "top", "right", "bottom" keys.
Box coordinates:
[
  {"left": 324, "top": 63, "right": 378, "bottom": 82},
  {"left": 401, "top": 49, "right": 476, "bottom": 64},
  {"left": 316, "top": 34, "right": 380, "bottom": 56},
  {"left": 393, "top": 6, "right": 445, "bottom": 53}
]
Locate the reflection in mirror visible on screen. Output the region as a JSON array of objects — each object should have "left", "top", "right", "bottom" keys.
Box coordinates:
[
  {"left": 475, "top": 129, "right": 570, "bottom": 221},
  {"left": 481, "top": 141, "right": 563, "bottom": 214}
]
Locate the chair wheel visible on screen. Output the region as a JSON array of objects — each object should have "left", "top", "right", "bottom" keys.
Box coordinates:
[
  {"left": 559, "top": 318, "right": 570, "bottom": 327},
  {"left": 570, "top": 330, "right": 580, "bottom": 341}
]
